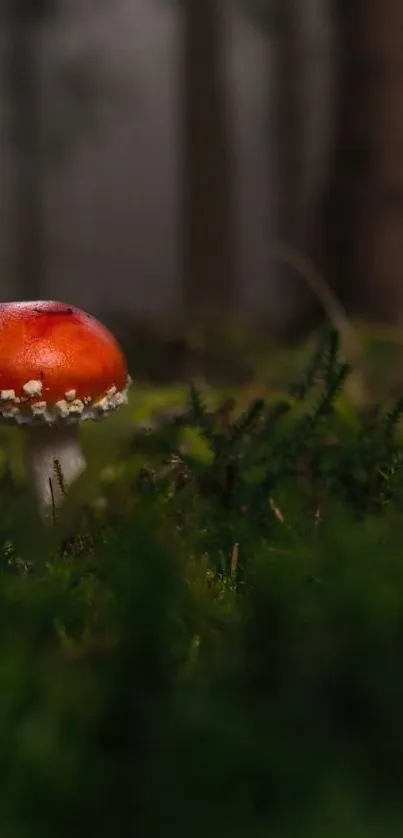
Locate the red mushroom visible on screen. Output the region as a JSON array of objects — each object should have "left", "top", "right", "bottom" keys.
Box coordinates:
[{"left": 0, "top": 301, "right": 131, "bottom": 518}]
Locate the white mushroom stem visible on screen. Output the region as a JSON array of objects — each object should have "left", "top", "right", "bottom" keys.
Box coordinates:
[{"left": 24, "top": 424, "right": 86, "bottom": 519}]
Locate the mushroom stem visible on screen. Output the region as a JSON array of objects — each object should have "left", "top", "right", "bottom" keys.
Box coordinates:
[{"left": 25, "top": 424, "right": 86, "bottom": 519}]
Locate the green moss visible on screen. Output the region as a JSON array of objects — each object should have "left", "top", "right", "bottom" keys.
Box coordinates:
[{"left": 2, "top": 325, "right": 403, "bottom": 836}]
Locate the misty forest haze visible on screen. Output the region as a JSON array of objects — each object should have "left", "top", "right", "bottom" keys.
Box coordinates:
[
  {"left": 1, "top": 0, "right": 403, "bottom": 335},
  {"left": 0, "top": 0, "right": 335, "bottom": 331}
]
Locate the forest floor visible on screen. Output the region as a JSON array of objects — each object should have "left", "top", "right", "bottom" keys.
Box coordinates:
[{"left": 2, "top": 322, "right": 403, "bottom": 837}]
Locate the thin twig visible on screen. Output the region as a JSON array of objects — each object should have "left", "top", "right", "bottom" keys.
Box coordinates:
[{"left": 269, "top": 242, "right": 368, "bottom": 402}]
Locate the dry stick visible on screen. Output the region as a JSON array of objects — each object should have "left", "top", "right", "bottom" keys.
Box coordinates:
[
  {"left": 49, "top": 477, "right": 56, "bottom": 527},
  {"left": 53, "top": 458, "right": 68, "bottom": 499},
  {"left": 269, "top": 243, "right": 369, "bottom": 403},
  {"left": 230, "top": 542, "right": 239, "bottom": 581},
  {"left": 48, "top": 459, "right": 68, "bottom": 527},
  {"left": 269, "top": 496, "right": 285, "bottom": 524}
]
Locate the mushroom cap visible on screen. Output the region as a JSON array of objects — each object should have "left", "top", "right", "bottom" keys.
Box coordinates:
[{"left": 0, "top": 301, "right": 131, "bottom": 425}]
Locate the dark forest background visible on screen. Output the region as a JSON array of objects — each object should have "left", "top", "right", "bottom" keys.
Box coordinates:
[
  {"left": 3, "top": 6, "right": 403, "bottom": 836},
  {"left": 1, "top": 0, "right": 402, "bottom": 338}
]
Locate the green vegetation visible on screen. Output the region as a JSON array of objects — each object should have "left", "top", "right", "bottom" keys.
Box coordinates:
[{"left": 2, "top": 327, "right": 403, "bottom": 837}]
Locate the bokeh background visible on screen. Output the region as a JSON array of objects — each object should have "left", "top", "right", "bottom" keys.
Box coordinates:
[
  {"left": 1, "top": 0, "right": 400, "bottom": 337},
  {"left": 3, "top": 6, "right": 403, "bottom": 837}
]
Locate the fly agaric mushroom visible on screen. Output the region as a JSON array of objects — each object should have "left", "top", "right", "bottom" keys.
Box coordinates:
[{"left": 0, "top": 301, "right": 131, "bottom": 519}]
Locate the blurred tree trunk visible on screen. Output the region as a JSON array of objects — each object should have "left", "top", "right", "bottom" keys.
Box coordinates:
[
  {"left": 5, "top": 1, "right": 49, "bottom": 300},
  {"left": 253, "top": 0, "right": 322, "bottom": 335},
  {"left": 271, "top": 1, "right": 305, "bottom": 250},
  {"left": 270, "top": 0, "right": 313, "bottom": 333},
  {"left": 181, "top": 0, "right": 234, "bottom": 323},
  {"left": 322, "top": 0, "right": 403, "bottom": 322}
]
